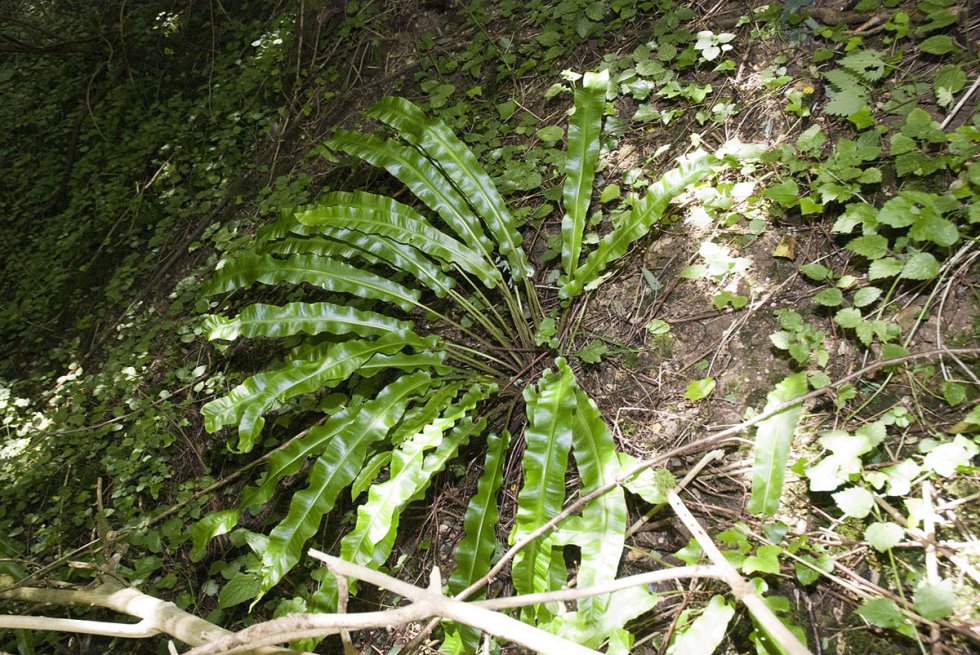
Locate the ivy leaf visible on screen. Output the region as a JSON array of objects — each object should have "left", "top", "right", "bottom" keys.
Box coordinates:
[
  {"left": 846, "top": 234, "right": 888, "bottom": 259},
  {"left": 934, "top": 65, "right": 966, "bottom": 107},
  {"left": 685, "top": 377, "right": 716, "bottom": 401},
  {"left": 865, "top": 522, "right": 904, "bottom": 552},
  {"left": 742, "top": 544, "right": 782, "bottom": 575},
  {"left": 832, "top": 486, "right": 874, "bottom": 518},
  {"left": 914, "top": 580, "right": 956, "bottom": 620},
  {"left": 900, "top": 252, "right": 940, "bottom": 280}
]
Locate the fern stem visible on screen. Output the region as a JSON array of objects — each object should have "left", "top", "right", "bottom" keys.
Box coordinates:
[
  {"left": 445, "top": 287, "right": 518, "bottom": 355},
  {"left": 444, "top": 342, "right": 514, "bottom": 374}
]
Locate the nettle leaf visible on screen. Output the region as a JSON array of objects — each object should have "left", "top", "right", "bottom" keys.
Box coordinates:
[
  {"left": 846, "top": 234, "right": 889, "bottom": 259},
  {"left": 865, "top": 522, "right": 904, "bottom": 552},
  {"left": 822, "top": 69, "right": 870, "bottom": 117},
  {"left": 900, "top": 252, "right": 940, "bottom": 280},
  {"left": 839, "top": 49, "right": 888, "bottom": 82},
  {"left": 832, "top": 486, "right": 874, "bottom": 518},
  {"left": 748, "top": 373, "right": 807, "bottom": 516},
  {"left": 763, "top": 179, "right": 800, "bottom": 207}
]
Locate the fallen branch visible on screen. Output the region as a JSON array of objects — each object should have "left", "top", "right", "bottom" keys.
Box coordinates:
[
  {"left": 667, "top": 490, "right": 813, "bottom": 655},
  {"left": 0, "top": 581, "right": 301, "bottom": 654}
]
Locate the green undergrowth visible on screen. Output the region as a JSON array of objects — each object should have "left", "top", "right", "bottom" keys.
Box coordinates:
[{"left": 1, "top": 1, "right": 978, "bottom": 654}]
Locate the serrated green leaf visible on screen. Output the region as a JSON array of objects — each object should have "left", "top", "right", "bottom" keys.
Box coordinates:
[
  {"left": 865, "top": 522, "right": 904, "bottom": 551},
  {"left": 813, "top": 287, "right": 844, "bottom": 306},
  {"left": 852, "top": 287, "right": 882, "bottom": 308},
  {"left": 576, "top": 339, "right": 610, "bottom": 364},
  {"left": 748, "top": 373, "right": 807, "bottom": 516},
  {"left": 562, "top": 151, "right": 720, "bottom": 298},
  {"left": 935, "top": 65, "right": 966, "bottom": 106},
  {"left": 869, "top": 257, "right": 904, "bottom": 280},
  {"left": 204, "top": 302, "right": 413, "bottom": 342},
  {"left": 914, "top": 580, "right": 956, "bottom": 620},
  {"left": 900, "top": 252, "right": 940, "bottom": 280},
  {"left": 919, "top": 35, "right": 957, "bottom": 55},
  {"left": 218, "top": 573, "right": 260, "bottom": 609},
  {"left": 835, "top": 307, "right": 864, "bottom": 329},
  {"left": 763, "top": 179, "right": 800, "bottom": 207},
  {"left": 846, "top": 234, "right": 889, "bottom": 259},
  {"left": 260, "top": 372, "right": 435, "bottom": 593},
  {"left": 512, "top": 359, "right": 576, "bottom": 617},
  {"left": 832, "top": 486, "right": 874, "bottom": 518},
  {"left": 562, "top": 71, "right": 607, "bottom": 280},
  {"left": 839, "top": 49, "right": 888, "bottom": 82},
  {"left": 800, "top": 263, "right": 833, "bottom": 281}
]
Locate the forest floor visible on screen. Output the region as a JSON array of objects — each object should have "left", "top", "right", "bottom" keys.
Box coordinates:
[{"left": 1, "top": 1, "right": 978, "bottom": 654}]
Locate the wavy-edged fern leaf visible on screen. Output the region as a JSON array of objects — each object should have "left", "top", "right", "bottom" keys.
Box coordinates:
[
  {"left": 562, "top": 70, "right": 608, "bottom": 280},
  {"left": 203, "top": 302, "right": 413, "bottom": 341},
  {"left": 511, "top": 358, "right": 576, "bottom": 620},
  {"left": 443, "top": 429, "right": 511, "bottom": 654},
  {"left": 368, "top": 97, "right": 533, "bottom": 280},
  {"left": 204, "top": 252, "right": 422, "bottom": 311},
  {"left": 260, "top": 371, "right": 437, "bottom": 592},
  {"left": 561, "top": 150, "right": 722, "bottom": 298}
]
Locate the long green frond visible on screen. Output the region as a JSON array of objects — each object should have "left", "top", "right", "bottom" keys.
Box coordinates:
[
  {"left": 561, "top": 151, "right": 720, "bottom": 298},
  {"left": 511, "top": 358, "right": 576, "bottom": 618},
  {"left": 203, "top": 302, "right": 413, "bottom": 341},
  {"left": 203, "top": 253, "right": 421, "bottom": 311},
  {"left": 297, "top": 203, "right": 496, "bottom": 288},
  {"left": 444, "top": 429, "right": 511, "bottom": 654},
  {"left": 561, "top": 71, "right": 607, "bottom": 279},
  {"left": 369, "top": 97, "right": 533, "bottom": 280},
  {"left": 260, "top": 372, "right": 436, "bottom": 593},
  {"left": 327, "top": 130, "right": 497, "bottom": 269}
]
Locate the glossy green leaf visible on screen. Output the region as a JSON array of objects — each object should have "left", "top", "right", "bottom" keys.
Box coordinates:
[
  {"left": 260, "top": 372, "right": 436, "bottom": 593},
  {"left": 327, "top": 130, "right": 495, "bottom": 262},
  {"left": 444, "top": 430, "right": 511, "bottom": 653},
  {"left": 202, "top": 333, "right": 432, "bottom": 452},
  {"left": 567, "top": 386, "right": 627, "bottom": 618},
  {"left": 189, "top": 509, "right": 240, "bottom": 562},
  {"left": 561, "top": 71, "right": 607, "bottom": 279},
  {"left": 203, "top": 302, "right": 413, "bottom": 341},
  {"left": 512, "top": 358, "right": 576, "bottom": 618},
  {"left": 368, "top": 96, "right": 533, "bottom": 280},
  {"left": 747, "top": 373, "right": 807, "bottom": 516},
  {"left": 297, "top": 197, "right": 498, "bottom": 289},
  {"left": 341, "top": 384, "right": 493, "bottom": 568},
  {"left": 203, "top": 253, "right": 420, "bottom": 311},
  {"left": 562, "top": 151, "right": 720, "bottom": 298},
  {"left": 665, "top": 595, "right": 735, "bottom": 655}
]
